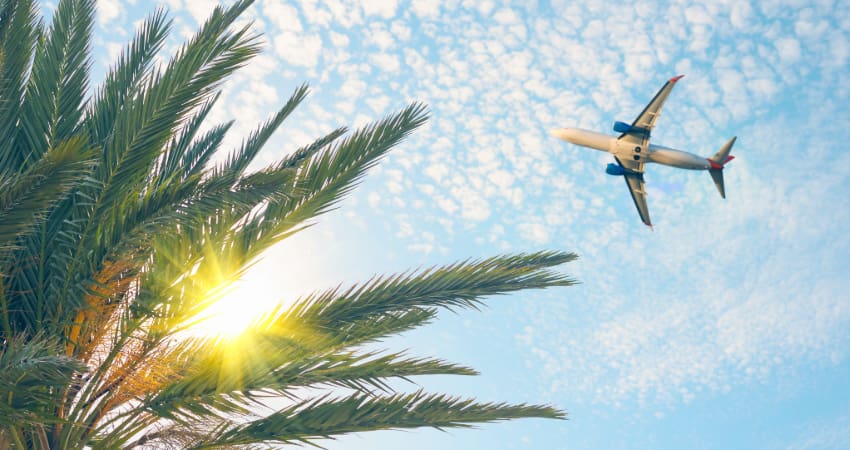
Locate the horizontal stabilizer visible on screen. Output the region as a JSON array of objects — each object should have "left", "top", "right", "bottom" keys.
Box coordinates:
[
  {"left": 709, "top": 168, "right": 725, "bottom": 199},
  {"left": 707, "top": 136, "right": 736, "bottom": 198}
]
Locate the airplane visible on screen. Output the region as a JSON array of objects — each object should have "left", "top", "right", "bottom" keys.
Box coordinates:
[{"left": 551, "top": 75, "right": 736, "bottom": 227}]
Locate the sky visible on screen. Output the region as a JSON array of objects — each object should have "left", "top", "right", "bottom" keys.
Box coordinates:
[{"left": 81, "top": 0, "right": 850, "bottom": 448}]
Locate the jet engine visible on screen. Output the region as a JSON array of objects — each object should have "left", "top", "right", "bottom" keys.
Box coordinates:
[
  {"left": 613, "top": 121, "right": 632, "bottom": 133},
  {"left": 605, "top": 163, "right": 625, "bottom": 176}
]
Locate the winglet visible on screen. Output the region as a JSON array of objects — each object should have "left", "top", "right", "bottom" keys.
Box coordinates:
[{"left": 669, "top": 74, "right": 685, "bottom": 82}]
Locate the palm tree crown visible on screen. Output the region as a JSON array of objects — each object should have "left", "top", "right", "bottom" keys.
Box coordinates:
[{"left": 0, "top": 0, "right": 577, "bottom": 448}]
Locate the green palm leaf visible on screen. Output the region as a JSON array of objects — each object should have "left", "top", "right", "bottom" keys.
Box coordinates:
[
  {"left": 16, "top": 0, "right": 93, "bottom": 164},
  {"left": 0, "top": 0, "right": 40, "bottom": 172},
  {"left": 0, "top": 334, "right": 83, "bottom": 428},
  {"left": 86, "top": 7, "right": 170, "bottom": 146},
  {"left": 0, "top": 136, "right": 92, "bottom": 251},
  {"left": 192, "top": 391, "right": 565, "bottom": 448}
]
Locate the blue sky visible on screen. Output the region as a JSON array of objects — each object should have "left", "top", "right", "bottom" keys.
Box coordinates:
[{"left": 85, "top": 0, "right": 850, "bottom": 448}]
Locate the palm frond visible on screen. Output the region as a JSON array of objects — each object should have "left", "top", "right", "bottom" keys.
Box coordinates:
[
  {"left": 181, "top": 121, "right": 233, "bottom": 180},
  {"left": 288, "top": 251, "right": 578, "bottom": 330},
  {"left": 265, "top": 304, "right": 438, "bottom": 350},
  {"left": 192, "top": 391, "right": 564, "bottom": 448},
  {"left": 86, "top": 7, "right": 171, "bottom": 146},
  {"left": 0, "top": 0, "right": 40, "bottom": 172},
  {"left": 0, "top": 136, "right": 93, "bottom": 252},
  {"left": 238, "top": 103, "right": 428, "bottom": 263},
  {"left": 140, "top": 340, "right": 477, "bottom": 424},
  {"left": 155, "top": 93, "right": 222, "bottom": 187},
  {"left": 215, "top": 84, "right": 309, "bottom": 181},
  {"left": 257, "top": 350, "right": 479, "bottom": 394},
  {"left": 0, "top": 334, "right": 83, "bottom": 428},
  {"left": 272, "top": 126, "right": 348, "bottom": 173},
  {"left": 16, "top": 0, "right": 93, "bottom": 165}
]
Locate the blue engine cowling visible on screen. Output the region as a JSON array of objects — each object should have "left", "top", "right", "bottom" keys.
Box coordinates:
[
  {"left": 606, "top": 163, "right": 625, "bottom": 176},
  {"left": 613, "top": 121, "right": 632, "bottom": 133}
]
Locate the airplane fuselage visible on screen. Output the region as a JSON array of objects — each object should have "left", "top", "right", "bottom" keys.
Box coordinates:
[{"left": 553, "top": 128, "right": 712, "bottom": 170}]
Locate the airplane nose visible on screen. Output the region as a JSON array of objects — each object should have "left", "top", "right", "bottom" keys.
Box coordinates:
[{"left": 550, "top": 128, "right": 571, "bottom": 141}]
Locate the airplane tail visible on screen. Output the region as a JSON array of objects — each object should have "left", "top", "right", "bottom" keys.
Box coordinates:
[{"left": 707, "top": 136, "right": 736, "bottom": 199}]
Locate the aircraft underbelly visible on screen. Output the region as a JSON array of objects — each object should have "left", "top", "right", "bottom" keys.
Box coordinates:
[
  {"left": 648, "top": 147, "right": 709, "bottom": 170},
  {"left": 611, "top": 138, "right": 648, "bottom": 161}
]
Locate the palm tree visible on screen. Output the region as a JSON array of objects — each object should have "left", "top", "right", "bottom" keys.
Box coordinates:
[{"left": 0, "top": 0, "right": 577, "bottom": 448}]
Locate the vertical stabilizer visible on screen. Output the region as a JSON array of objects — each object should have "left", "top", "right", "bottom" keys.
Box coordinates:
[{"left": 710, "top": 136, "right": 737, "bottom": 165}]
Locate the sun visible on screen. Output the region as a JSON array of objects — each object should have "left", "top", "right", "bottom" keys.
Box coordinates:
[
  {"left": 191, "top": 279, "right": 279, "bottom": 339},
  {"left": 187, "top": 234, "right": 336, "bottom": 340}
]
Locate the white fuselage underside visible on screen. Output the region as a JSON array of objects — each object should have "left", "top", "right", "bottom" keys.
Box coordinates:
[{"left": 553, "top": 128, "right": 711, "bottom": 170}]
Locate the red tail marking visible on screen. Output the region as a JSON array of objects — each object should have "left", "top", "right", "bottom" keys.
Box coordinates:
[
  {"left": 669, "top": 74, "right": 685, "bottom": 82},
  {"left": 708, "top": 155, "right": 734, "bottom": 170}
]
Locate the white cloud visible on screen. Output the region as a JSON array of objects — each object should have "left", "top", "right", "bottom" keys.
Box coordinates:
[
  {"left": 487, "top": 169, "right": 514, "bottom": 190},
  {"left": 729, "top": 1, "right": 754, "bottom": 29},
  {"left": 683, "top": 4, "right": 714, "bottom": 25},
  {"left": 434, "top": 196, "right": 459, "bottom": 215},
  {"left": 783, "top": 416, "right": 850, "bottom": 450},
  {"left": 390, "top": 21, "right": 412, "bottom": 41},
  {"left": 517, "top": 222, "right": 550, "bottom": 244},
  {"left": 97, "top": 0, "right": 123, "bottom": 26},
  {"left": 370, "top": 52, "right": 400, "bottom": 73},
  {"left": 775, "top": 37, "right": 802, "bottom": 62},
  {"left": 104, "top": 41, "right": 122, "bottom": 63},
  {"left": 365, "top": 95, "right": 390, "bottom": 114},
  {"left": 273, "top": 32, "right": 322, "bottom": 68},
  {"left": 183, "top": 0, "right": 218, "bottom": 24},
  {"left": 365, "top": 24, "right": 396, "bottom": 50},
  {"left": 829, "top": 34, "right": 849, "bottom": 66},
  {"left": 338, "top": 78, "right": 367, "bottom": 99},
  {"left": 239, "top": 53, "right": 279, "bottom": 79},
  {"left": 263, "top": 0, "right": 302, "bottom": 32},
  {"left": 360, "top": 0, "right": 398, "bottom": 19},
  {"left": 297, "top": 0, "right": 333, "bottom": 26},
  {"left": 162, "top": 0, "right": 182, "bottom": 10},
  {"left": 492, "top": 7, "right": 519, "bottom": 24},
  {"left": 367, "top": 191, "right": 381, "bottom": 209},
  {"left": 236, "top": 81, "right": 279, "bottom": 107},
  {"left": 329, "top": 30, "right": 349, "bottom": 48},
  {"left": 410, "top": 0, "right": 440, "bottom": 19}
]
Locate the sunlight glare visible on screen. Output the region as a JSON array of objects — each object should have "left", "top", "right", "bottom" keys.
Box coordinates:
[
  {"left": 187, "top": 221, "right": 371, "bottom": 340},
  {"left": 192, "top": 279, "right": 280, "bottom": 339}
]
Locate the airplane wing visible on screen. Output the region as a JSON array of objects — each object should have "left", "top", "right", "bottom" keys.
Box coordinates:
[
  {"left": 614, "top": 156, "right": 652, "bottom": 226},
  {"left": 618, "top": 74, "right": 684, "bottom": 147},
  {"left": 611, "top": 75, "right": 684, "bottom": 226}
]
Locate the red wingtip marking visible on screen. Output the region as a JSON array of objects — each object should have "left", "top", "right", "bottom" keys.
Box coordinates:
[
  {"left": 725, "top": 155, "right": 735, "bottom": 163},
  {"left": 670, "top": 74, "right": 685, "bottom": 82}
]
